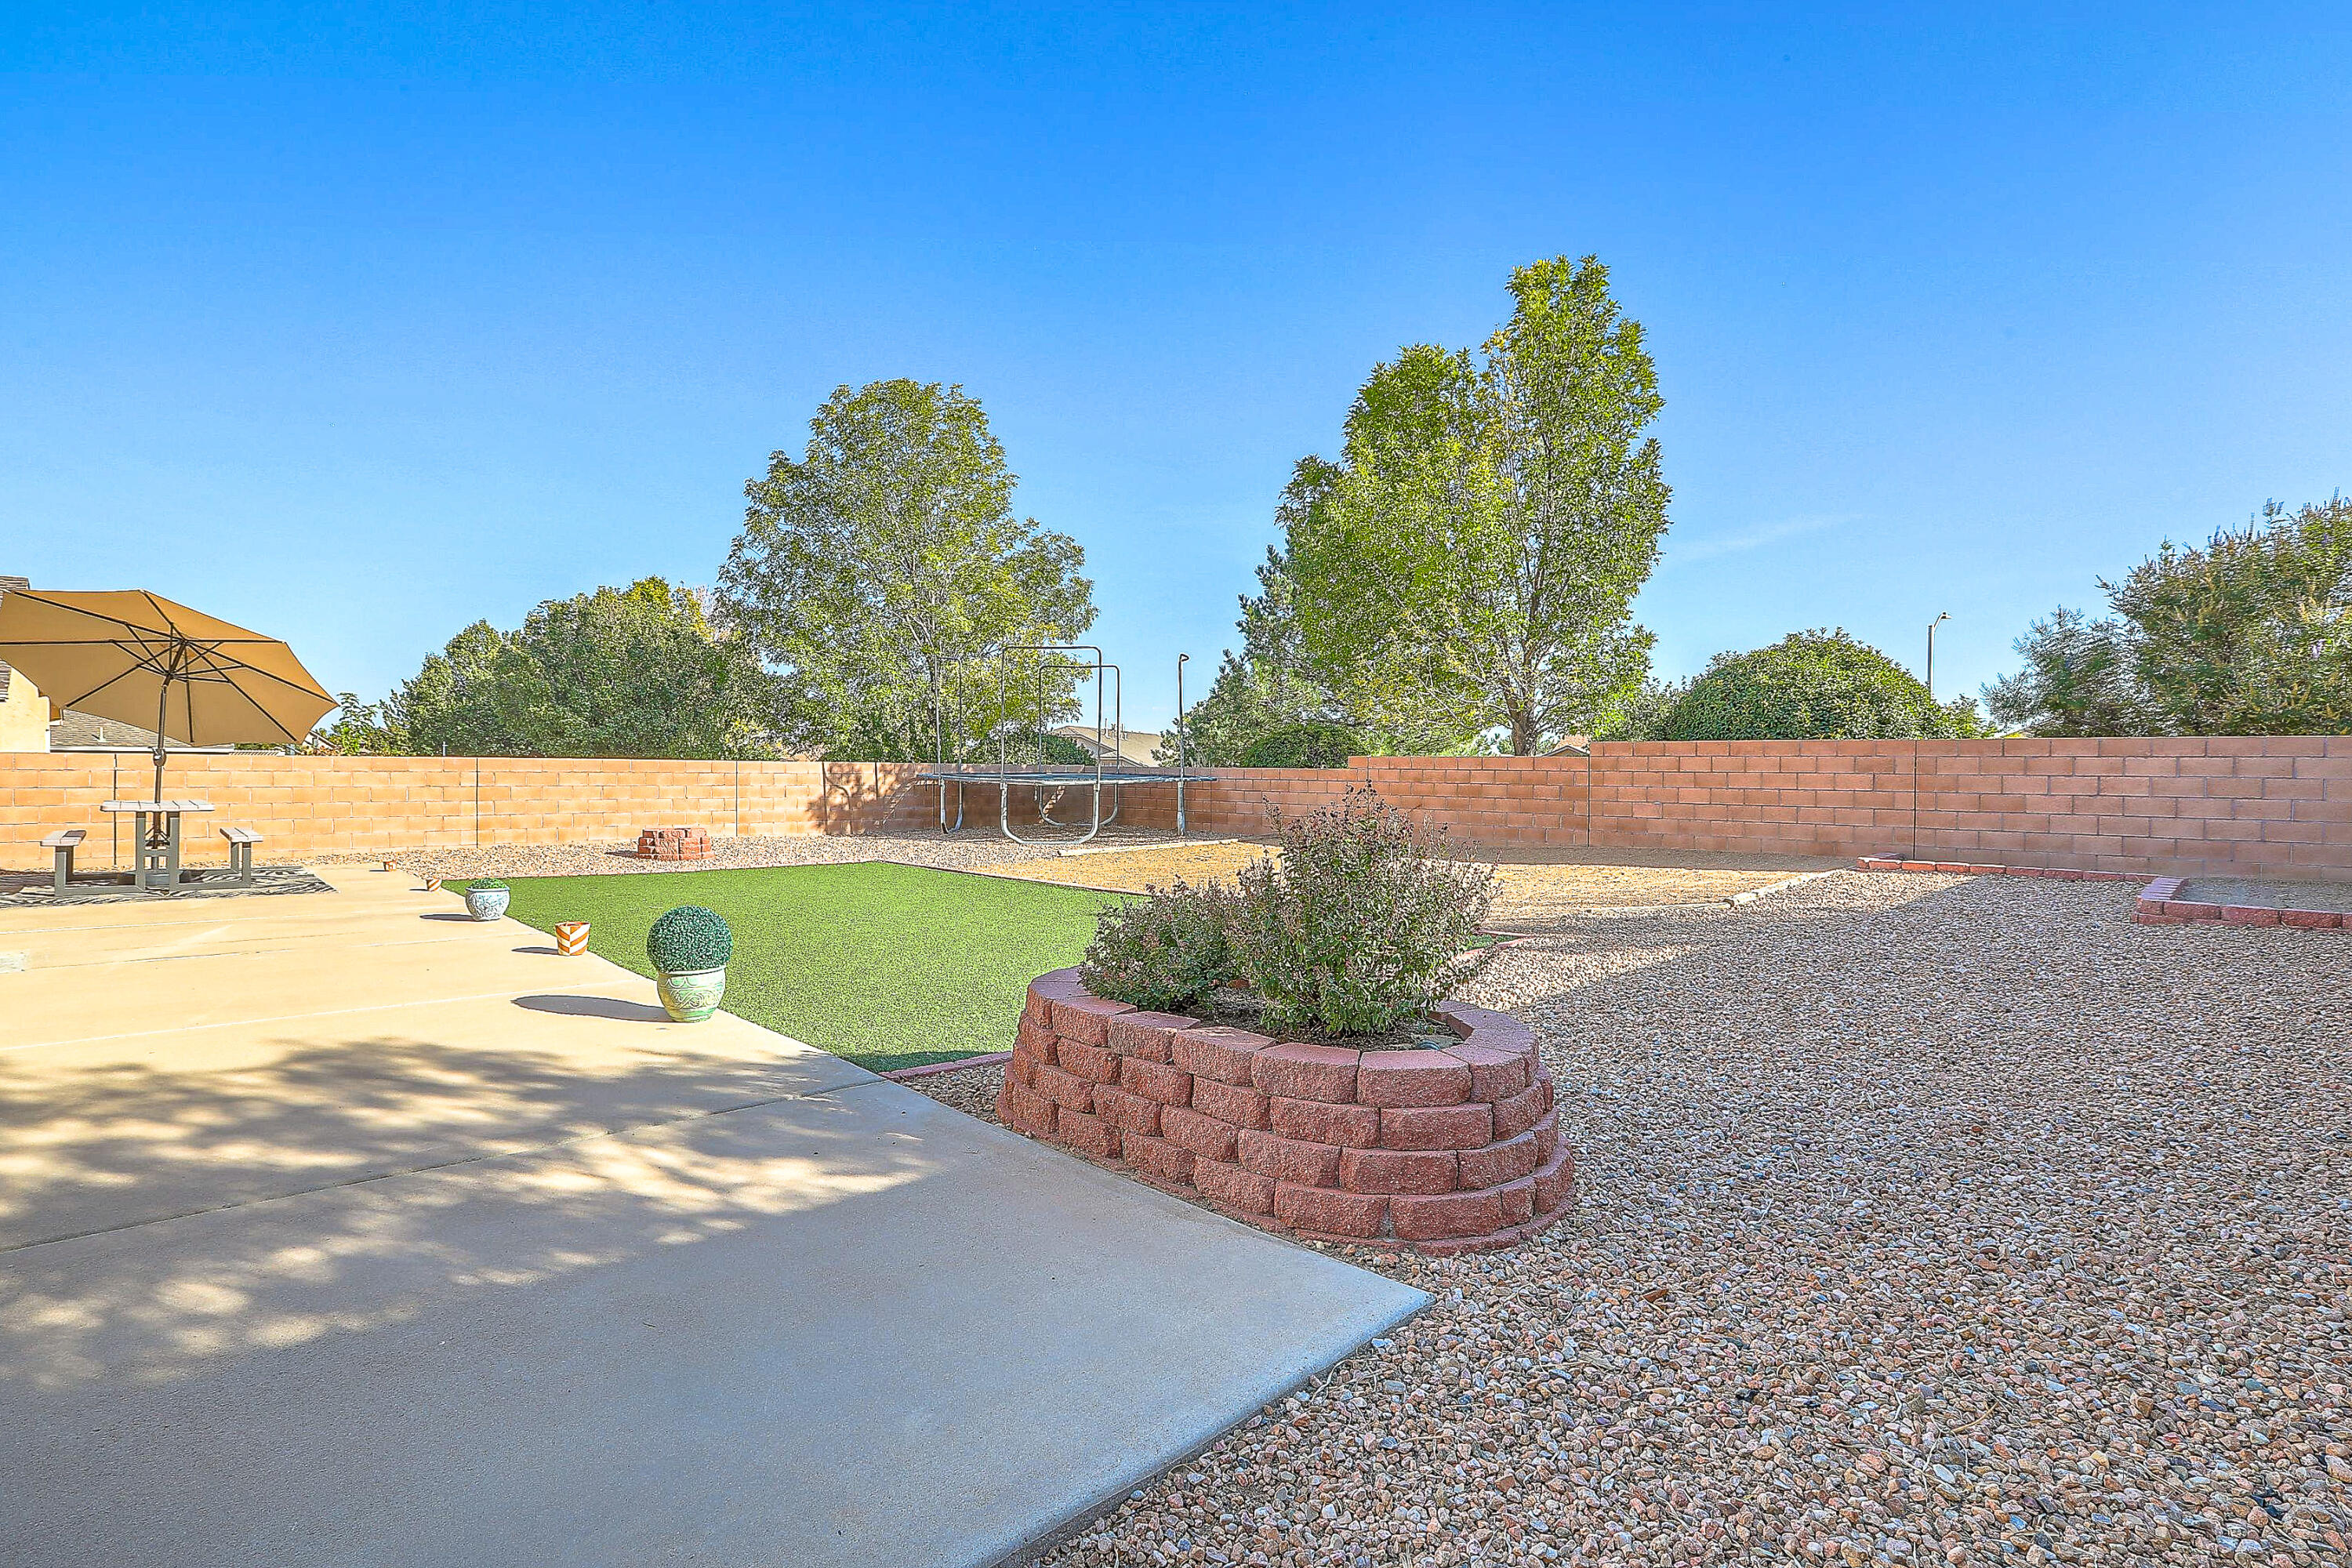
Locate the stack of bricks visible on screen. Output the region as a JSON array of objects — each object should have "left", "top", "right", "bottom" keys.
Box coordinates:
[
  {"left": 995, "top": 968, "right": 1576, "bottom": 1255},
  {"left": 634, "top": 826, "right": 713, "bottom": 860}
]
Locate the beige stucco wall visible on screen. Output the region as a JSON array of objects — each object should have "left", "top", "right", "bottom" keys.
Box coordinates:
[{"left": 0, "top": 664, "right": 49, "bottom": 752}]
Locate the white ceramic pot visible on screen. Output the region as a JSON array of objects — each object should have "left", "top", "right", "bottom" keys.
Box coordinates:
[{"left": 656, "top": 967, "right": 727, "bottom": 1022}]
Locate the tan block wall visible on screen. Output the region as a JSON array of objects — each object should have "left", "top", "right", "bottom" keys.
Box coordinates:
[
  {"left": 1902, "top": 736, "right": 2350, "bottom": 879},
  {"left": 1583, "top": 740, "right": 1915, "bottom": 858},
  {"left": 1185, "top": 739, "right": 2347, "bottom": 879},
  {"left": 4, "top": 739, "right": 2344, "bottom": 880}
]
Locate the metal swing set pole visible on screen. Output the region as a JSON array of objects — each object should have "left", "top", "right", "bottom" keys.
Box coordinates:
[{"left": 996, "top": 644, "right": 1114, "bottom": 848}]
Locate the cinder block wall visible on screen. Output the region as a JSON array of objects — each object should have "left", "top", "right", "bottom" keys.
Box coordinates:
[
  {"left": 1180, "top": 739, "right": 2347, "bottom": 878},
  {"left": 3, "top": 737, "right": 2343, "bottom": 880}
]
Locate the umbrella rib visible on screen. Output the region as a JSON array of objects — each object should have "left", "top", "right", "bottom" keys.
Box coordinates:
[
  {"left": 2, "top": 591, "right": 164, "bottom": 637},
  {"left": 2, "top": 591, "right": 291, "bottom": 648},
  {"left": 176, "top": 655, "right": 333, "bottom": 699},
  {"left": 47, "top": 664, "right": 160, "bottom": 716}
]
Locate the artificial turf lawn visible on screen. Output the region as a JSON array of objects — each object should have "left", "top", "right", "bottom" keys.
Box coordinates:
[{"left": 490, "top": 862, "right": 1125, "bottom": 1073}]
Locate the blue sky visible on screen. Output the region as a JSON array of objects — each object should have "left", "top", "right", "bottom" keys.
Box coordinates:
[{"left": 5, "top": 4, "right": 2348, "bottom": 734}]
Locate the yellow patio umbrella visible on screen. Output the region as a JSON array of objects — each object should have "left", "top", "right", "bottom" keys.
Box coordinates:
[{"left": 0, "top": 588, "right": 337, "bottom": 803}]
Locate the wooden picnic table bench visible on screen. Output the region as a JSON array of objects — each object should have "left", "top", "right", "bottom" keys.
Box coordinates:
[
  {"left": 41, "top": 828, "right": 85, "bottom": 897},
  {"left": 219, "top": 826, "right": 264, "bottom": 886}
]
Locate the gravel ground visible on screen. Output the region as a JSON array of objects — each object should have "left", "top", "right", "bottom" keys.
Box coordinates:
[
  {"left": 903, "top": 870, "right": 2352, "bottom": 1567},
  {"left": 319, "top": 829, "right": 1195, "bottom": 880},
  {"left": 993, "top": 842, "right": 1818, "bottom": 918}
]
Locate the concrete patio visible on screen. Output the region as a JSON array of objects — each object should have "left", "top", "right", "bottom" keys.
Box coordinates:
[{"left": 0, "top": 867, "right": 1425, "bottom": 1567}]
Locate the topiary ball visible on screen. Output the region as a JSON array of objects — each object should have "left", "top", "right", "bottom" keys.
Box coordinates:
[{"left": 647, "top": 905, "right": 733, "bottom": 973}]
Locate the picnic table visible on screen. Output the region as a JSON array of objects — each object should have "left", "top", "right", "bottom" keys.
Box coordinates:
[{"left": 101, "top": 799, "right": 214, "bottom": 892}]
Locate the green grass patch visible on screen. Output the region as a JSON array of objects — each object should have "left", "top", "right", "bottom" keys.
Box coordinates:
[{"left": 490, "top": 863, "right": 1123, "bottom": 1073}]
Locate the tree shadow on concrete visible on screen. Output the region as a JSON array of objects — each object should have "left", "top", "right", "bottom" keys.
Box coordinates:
[{"left": 0, "top": 1035, "right": 926, "bottom": 1395}]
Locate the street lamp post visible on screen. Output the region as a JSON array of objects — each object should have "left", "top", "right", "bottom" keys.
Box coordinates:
[
  {"left": 1927, "top": 612, "right": 1951, "bottom": 699},
  {"left": 1174, "top": 652, "right": 1190, "bottom": 837}
]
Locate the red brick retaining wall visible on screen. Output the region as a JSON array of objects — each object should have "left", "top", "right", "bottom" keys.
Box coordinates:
[{"left": 994, "top": 968, "right": 1577, "bottom": 1255}]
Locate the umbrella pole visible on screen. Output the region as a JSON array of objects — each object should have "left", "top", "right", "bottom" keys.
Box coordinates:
[{"left": 153, "top": 669, "right": 172, "bottom": 805}]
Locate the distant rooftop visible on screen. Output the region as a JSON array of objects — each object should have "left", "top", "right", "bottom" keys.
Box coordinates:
[{"left": 1051, "top": 724, "right": 1165, "bottom": 767}]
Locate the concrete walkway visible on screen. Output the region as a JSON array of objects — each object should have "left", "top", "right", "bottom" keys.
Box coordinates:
[{"left": 0, "top": 867, "right": 1425, "bottom": 1567}]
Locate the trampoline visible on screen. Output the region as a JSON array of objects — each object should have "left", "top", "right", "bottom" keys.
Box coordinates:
[
  {"left": 917, "top": 764, "right": 1223, "bottom": 846},
  {"left": 922, "top": 644, "right": 1214, "bottom": 845}
]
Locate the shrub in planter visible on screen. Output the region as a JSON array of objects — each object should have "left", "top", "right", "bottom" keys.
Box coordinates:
[
  {"left": 1227, "top": 787, "right": 1497, "bottom": 1037},
  {"left": 647, "top": 905, "right": 734, "bottom": 1022},
  {"left": 1081, "top": 879, "right": 1237, "bottom": 1012},
  {"left": 463, "top": 880, "right": 510, "bottom": 921}
]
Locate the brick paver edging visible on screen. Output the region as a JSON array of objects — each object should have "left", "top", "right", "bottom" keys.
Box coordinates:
[
  {"left": 1854, "top": 855, "right": 2145, "bottom": 883},
  {"left": 994, "top": 968, "right": 1577, "bottom": 1256},
  {"left": 880, "top": 1051, "right": 1014, "bottom": 1082},
  {"left": 1856, "top": 855, "right": 2347, "bottom": 930},
  {"left": 2130, "top": 877, "right": 2347, "bottom": 930}
]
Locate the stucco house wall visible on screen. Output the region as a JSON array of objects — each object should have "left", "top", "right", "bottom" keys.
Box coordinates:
[{"left": 0, "top": 576, "right": 53, "bottom": 753}]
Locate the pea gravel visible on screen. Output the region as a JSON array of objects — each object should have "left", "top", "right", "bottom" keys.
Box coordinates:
[
  {"left": 343, "top": 827, "right": 1186, "bottom": 880},
  {"left": 905, "top": 870, "right": 2352, "bottom": 1567}
]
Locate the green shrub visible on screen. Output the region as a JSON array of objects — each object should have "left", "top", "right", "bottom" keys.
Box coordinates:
[
  {"left": 1664, "top": 629, "right": 1983, "bottom": 740},
  {"left": 1236, "top": 720, "right": 1363, "bottom": 769},
  {"left": 466, "top": 879, "right": 509, "bottom": 891},
  {"left": 1081, "top": 880, "right": 1236, "bottom": 1012},
  {"left": 1226, "top": 788, "right": 1497, "bottom": 1037},
  {"left": 647, "top": 905, "right": 734, "bottom": 972}
]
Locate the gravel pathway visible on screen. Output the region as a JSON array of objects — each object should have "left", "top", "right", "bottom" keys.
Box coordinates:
[
  {"left": 325, "top": 829, "right": 1188, "bottom": 880},
  {"left": 905, "top": 870, "right": 2352, "bottom": 1567},
  {"left": 991, "top": 842, "right": 1820, "bottom": 920}
]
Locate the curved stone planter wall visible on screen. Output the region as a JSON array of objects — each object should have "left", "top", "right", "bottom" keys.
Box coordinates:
[{"left": 994, "top": 969, "right": 1576, "bottom": 1255}]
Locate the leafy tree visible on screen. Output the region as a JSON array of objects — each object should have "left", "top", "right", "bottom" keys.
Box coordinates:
[
  {"left": 2111, "top": 497, "right": 2352, "bottom": 733},
  {"left": 1283, "top": 256, "right": 1670, "bottom": 755},
  {"left": 1987, "top": 497, "right": 2352, "bottom": 735},
  {"left": 1665, "top": 630, "right": 1984, "bottom": 740},
  {"left": 1590, "top": 676, "right": 1687, "bottom": 742},
  {"left": 336, "top": 579, "right": 773, "bottom": 758},
  {"left": 719, "top": 379, "right": 1096, "bottom": 760},
  {"left": 1981, "top": 608, "right": 2151, "bottom": 737},
  {"left": 311, "top": 691, "right": 408, "bottom": 754},
  {"left": 488, "top": 579, "right": 775, "bottom": 757},
  {"left": 1162, "top": 529, "right": 1367, "bottom": 767},
  {"left": 385, "top": 619, "right": 528, "bottom": 757}
]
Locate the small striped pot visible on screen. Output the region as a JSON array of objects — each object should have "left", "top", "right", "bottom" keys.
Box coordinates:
[{"left": 554, "top": 921, "right": 591, "bottom": 956}]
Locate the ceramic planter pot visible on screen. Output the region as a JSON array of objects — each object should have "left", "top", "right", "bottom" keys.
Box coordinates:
[
  {"left": 656, "top": 967, "right": 727, "bottom": 1022},
  {"left": 555, "top": 920, "right": 591, "bottom": 956},
  {"left": 463, "top": 886, "right": 510, "bottom": 922}
]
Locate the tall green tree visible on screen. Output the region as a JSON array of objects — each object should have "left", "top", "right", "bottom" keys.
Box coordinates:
[
  {"left": 1284, "top": 256, "right": 1670, "bottom": 755},
  {"left": 719, "top": 379, "right": 1097, "bottom": 760},
  {"left": 1987, "top": 497, "right": 2352, "bottom": 735},
  {"left": 492, "top": 579, "right": 775, "bottom": 757},
  {"left": 330, "top": 579, "right": 775, "bottom": 757}
]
